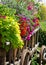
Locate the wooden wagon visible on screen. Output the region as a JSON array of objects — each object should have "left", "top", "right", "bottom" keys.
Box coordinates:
[{"left": 0, "top": 27, "right": 40, "bottom": 65}]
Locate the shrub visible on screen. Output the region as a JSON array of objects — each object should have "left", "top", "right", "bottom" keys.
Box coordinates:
[
  {"left": 0, "top": 4, "right": 24, "bottom": 51},
  {"left": 0, "top": 16, "right": 24, "bottom": 51},
  {"left": 39, "top": 22, "right": 46, "bottom": 46}
]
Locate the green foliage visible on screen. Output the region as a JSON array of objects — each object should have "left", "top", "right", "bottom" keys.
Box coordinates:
[
  {"left": 34, "top": 3, "right": 41, "bottom": 20},
  {"left": 38, "top": 4, "right": 46, "bottom": 21},
  {"left": 1, "top": 0, "right": 17, "bottom": 8},
  {"left": 39, "top": 22, "right": 46, "bottom": 46},
  {"left": 1, "top": 0, "right": 35, "bottom": 19},
  {"left": 1, "top": 0, "right": 40, "bottom": 21},
  {"left": 0, "top": 4, "right": 24, "bottom": 51},
  {"left": 40, "top": 22, "right": 46, "bottom": 31},
  {"left": 0, "top": 4, "right": 16, "bottom": 17},
  {"left": 35, "top": 2, "right": 40, "bottom": 8},
  {"left": 0, "top": 0, "right": 40, "bottom": 51},
  {"left": 31, "top": 53, "right": 39, "bottom": 65},
  {"left": 0, "top": 16, "right": 24, "bottom": 51}
]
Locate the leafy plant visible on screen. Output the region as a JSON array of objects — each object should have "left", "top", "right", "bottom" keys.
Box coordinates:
[
  {"left": 0, "top": 15, "right": 24, "bottom": 51},
  {"left": 0, "top": 4, "right": 16, "bottom": 17},
  {"left": 1, "top": 0, "right": 17, "bottom": 8},
  {"left": 1, "top": 0, "right": 35, "bottom": 18},
  {"left": 31, "top": 53, "right": 39, "bottom": 65},
  {"left": 39, "top": 22, "right": 46, "bottom": 46}
]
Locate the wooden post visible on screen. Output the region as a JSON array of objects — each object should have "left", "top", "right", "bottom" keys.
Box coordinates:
[
  {"left": 34, "top": 33, "right": 37, "bottom": 44},
  {"left": 13, "top": 48, "right": 17, "bottom": 64},
  {"left": 24, "top": 40, "right": 28, "bottom": 49},
  {"left": 40, "top": 45, "right": 46, "bottom": 65},
  {"left": 27, "top": 39, "right": 32, "bottom": 49},
  {"left": 9, "top": 48, "right": 17, "bottom": 64},
  {"left": 36, "top": 30, "right": 39, "bottom": 44},
  {"left": 0, "top": 48, "right": 6, "bottom": 65}
]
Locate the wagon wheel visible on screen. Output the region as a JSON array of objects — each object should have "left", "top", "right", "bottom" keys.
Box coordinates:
[
  {"left": 40, "top": 45, "right": 46, "bottom": 65},
  {"left": 20, "top": 49, "right": 31, "bottom": 65},
  {"left": 9, "top": 48, "right": 17, "bottom": 64}
]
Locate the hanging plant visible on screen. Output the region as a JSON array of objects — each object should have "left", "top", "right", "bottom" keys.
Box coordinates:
[{"left": 0, "top": 15, "right": 24, "bottom": 51}]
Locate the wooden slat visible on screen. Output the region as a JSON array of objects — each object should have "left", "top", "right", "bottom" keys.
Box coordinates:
[
  {"left": 31, "top": 35, "right": 35, "bottom": 48},
  {"left": 29, "top": 42, "right": 39, "bottom": 56},
  {"left": 28, "top": 27, "right": 40, "bottom": 38}
]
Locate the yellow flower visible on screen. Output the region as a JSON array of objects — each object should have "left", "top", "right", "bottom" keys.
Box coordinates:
[{"left": 10, "top": 18, "right": 14, "bottom": 22}]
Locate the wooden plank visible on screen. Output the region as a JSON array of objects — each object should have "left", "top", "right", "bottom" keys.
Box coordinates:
[{"left": 28, "top": 27, "right": 40, "bottom": 38}]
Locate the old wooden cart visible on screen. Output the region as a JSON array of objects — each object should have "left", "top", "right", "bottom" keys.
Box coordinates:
[{"left": 0, "top": 27, "right": 41, "bottom": 65}]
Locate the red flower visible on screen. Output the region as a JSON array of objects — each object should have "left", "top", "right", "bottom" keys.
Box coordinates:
[
  {"left": 20, "top": 21, "right": 28, "bottom": 36},
  {"left": 21, "top": 28, "right": 27, "bottom": 36},
  {"left": 19, "top": 15, "right": 30, "bottom": 37}
]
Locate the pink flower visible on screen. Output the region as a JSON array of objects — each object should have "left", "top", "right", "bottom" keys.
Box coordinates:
[
  {"left": 27, "top": 26, "right": 30, "bottom": 33},
  {"left": 33, "top": 23, "right": 39, "bottom": 27},
  {"left": 22, "top": 17, "right": 26, "bottom": 21},
  {"left": 33, "top": 24, "right": 37, "bottom": 27},
  {"left": 33, "top": 18, "right": 39, "bottom": 22},
  {"left": 27, "top": 5, "right": 33, "bottom": 10},
  {"left": 26, "top": 35, "right": 30, "bottom": 40},
  {"left": 29, "top": 31, "right": 32, "bottom": 34},
  {"left": 32, "top": 18, "right": 39, "bottom": 27},
  {"left": 27, "top": 2, "right": 33, "bottom": 11}
]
